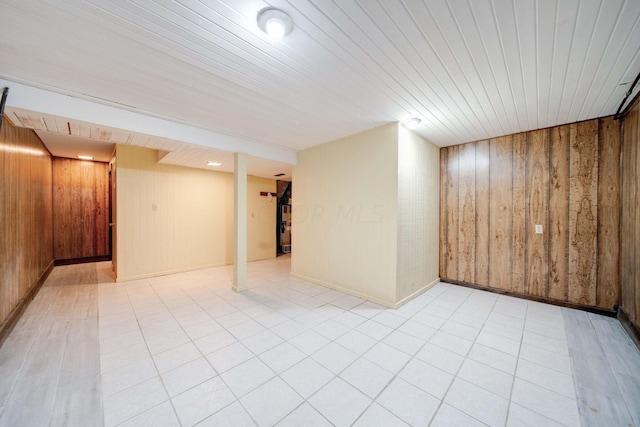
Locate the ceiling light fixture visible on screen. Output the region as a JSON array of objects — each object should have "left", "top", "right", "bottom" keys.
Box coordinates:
[
  {"left": 206, "top": 161, "right": 222, "bottom": 167},
  {"left": 257, "top": 7, "right": 293, "bottom": 40},
  {"left": 404, "top": 118, "right": 422, "bottom": 130},
  {"left": 78, "top": 155, "right": 93, "bottom": 160}
]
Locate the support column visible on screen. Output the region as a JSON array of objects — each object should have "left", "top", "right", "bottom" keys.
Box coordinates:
[{"left": 233, "top": 152, "right": 248, "bottom": 292}]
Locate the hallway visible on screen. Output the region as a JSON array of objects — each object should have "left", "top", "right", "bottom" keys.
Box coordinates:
[{"left": 0, "top": 257, "right": 639, "bottom": 426}]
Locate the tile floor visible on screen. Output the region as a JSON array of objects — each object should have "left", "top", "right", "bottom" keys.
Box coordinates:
[{"left": 0, "top": 255, "right": 639, "bottom": 426}]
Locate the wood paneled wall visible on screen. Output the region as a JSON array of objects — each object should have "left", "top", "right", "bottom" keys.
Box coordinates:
[
  {"left": 621, "top": 97, "right": 640, "bottom": 330},
  {"left": 0, "top": 120, "right": 53, "bottom": 327},
  {"left": 53, "top": 158, "right": 109, "bottom": 260},
  {"left": 440, "top": 117, "right": 621, "bottom": 310}
]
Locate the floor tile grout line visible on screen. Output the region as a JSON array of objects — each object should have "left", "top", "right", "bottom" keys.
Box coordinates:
[
  {"left": 102, "top": 276, "right": 185, "bottom": 427},
  {"left": 503, "top": 300, "right": 528, "bottom": 427},
  {"left": 138, "top": 274, "right": 222, "bottom": 427},
  {"left": 192, "top": 265, "right": 332, "bottom": 426},
  {"left": 131, "top": 270, "right": 318, "bottom": 426},
  {"left": 426, "top": 285, "right": 500, "bottom": 427},
  {"left": 11, "top": 260, "right": 640, "bottom": 427}
]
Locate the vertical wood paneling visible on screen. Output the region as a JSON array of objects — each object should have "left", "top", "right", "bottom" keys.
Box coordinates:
[
  {"left": 445, "top": 145, "right": 459, "bottom": 280},
  {"left": 512, "top": 133, "right": 527, "bottom": 293},
  {"left": 597, "top": 117, "right": 620, "bottom": 310},
  {"left": 53, "top": 158, "right": 109, "bottom": 260},
  {"left": 621, "top": 98, "right": 638, "bottom": 325},
  {"left": 635, "top": 107, "right": 640, "bottom": 325},
  {"left": 549, "top": 124, "right": 571, "bottom": 301},
  {"left": 458, "top": 143, "right": 476, "bottom": 282},
  {"left": 0, "top": 120, "right": 53, "bottom": 326},
  {"left": 568, "top": 121, "right": 599, "bottom": 306},
  {"left": 489, "top": 136, "right": 513, "bottom": 290},
  {"left": 439, "top": 149, "right": 448, "bottom": 277},
  {"left": 636, "top": 107, "right": 640, "bottom": 325},
  {"left": 475, "top": 140, "right": 490, "bottom": 287},
  {"left": 526, "top": 129, "right": 549, "bottom": 297},
  {"left": 440, "top": 116, "right": 621, "bottom": 310}
]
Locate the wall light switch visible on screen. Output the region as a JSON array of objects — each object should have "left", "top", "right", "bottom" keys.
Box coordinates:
[{"left": 535, "top": 224, "right": 543, "bottom": 234}]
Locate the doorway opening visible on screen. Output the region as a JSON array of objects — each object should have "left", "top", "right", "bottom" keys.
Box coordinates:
[{"left": 276, "top": 180, "right": 292, "bottom": 255}]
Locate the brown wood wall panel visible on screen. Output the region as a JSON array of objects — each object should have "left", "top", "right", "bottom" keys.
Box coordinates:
[
  {"left": 526, "top": 129, "right": 549, "bottom": 297},
  {"left": 458, "top": 143, "right": 476, "bottom": 283},
  {"left": 512, "top": 133, "right": 527, "bottom": 294},
  {"left": 440, "top": 116, "right": 621, "bottom": 310},
  {"left": 445, "top": 145, "right": 459, "bottom": 280},
  {"left": 0, "top": 120, "right": 53, "bottom": 325},
  {"left": 568, "top": 121, "right": 599, "bottom": 306},
  {"left": 549, "top": 125, "right": 570, "bottom": 301},
  {"left": 636, "top": 107, "right": 640, "bottom": 325},
  {"left": 597, "top": 117, "right": 621, "bottom": 309},
  {"left": 621, "top": 97, "right": 639, "bottom": 326},
  {"left": 439, "top": 149, "right": 448, "bottom": 277},
  {"left": 489, "top": 136, "right": 513, "bottom": 290},
  {"left": 53, "top": 158, "right": 109, "bottom": 260},
  {"left": 475, "top": 140, "right": 490, "bottom": 287}
]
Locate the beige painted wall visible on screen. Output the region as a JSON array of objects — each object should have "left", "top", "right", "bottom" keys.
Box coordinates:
[
  {"left": 396, "top": 125, "right": 440, "bottom": 302},
  {"left": 291, "top": 123, "right": 400, "bottom": 305},
  {"left": 247, "top": 176, "right": 277, "bottom": 262},
  {"left": 115, "top": 145, "right": 276, "bottom": 281}
]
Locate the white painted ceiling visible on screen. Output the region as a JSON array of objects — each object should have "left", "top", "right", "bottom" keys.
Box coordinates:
[
  {"left": 34, "top": 131, "right": 116, "bottom": 163},
  {"left": 1, "top": 0, "right": 639, "bottom": 164}
]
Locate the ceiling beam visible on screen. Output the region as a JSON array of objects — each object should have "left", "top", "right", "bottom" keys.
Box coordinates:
[{"left": 0, "top": 78, "right": 297, "bottom": 164}]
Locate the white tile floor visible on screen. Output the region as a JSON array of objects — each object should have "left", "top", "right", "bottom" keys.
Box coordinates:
[{"left": 0, "top": 255, "right": 639, "bottom": 426}]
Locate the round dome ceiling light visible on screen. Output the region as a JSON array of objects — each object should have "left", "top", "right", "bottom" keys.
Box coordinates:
[
  {"left": 257, "top": 7, "right": 293, "bottom": 40},
  {"left": 404, "top": 117, "right": 422, "bottom": 130}
]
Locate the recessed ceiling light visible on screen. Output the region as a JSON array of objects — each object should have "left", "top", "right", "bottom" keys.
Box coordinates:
[
  {"left": 78, "top": 155, "right": 93, "bottom": 160},
  {"left": 257, "top": 7, "right": 293, "bottom": 40},
  {"left": 206, "top": 161, "right": 222, "bottom": 167},
  {"left": 404, "top": 118, "right": 422, "bottom": 130}
]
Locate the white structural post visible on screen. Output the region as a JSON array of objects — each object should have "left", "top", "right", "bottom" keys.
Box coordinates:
[{"left": 233, "top": 152, "right": 248, "bottom": 292}]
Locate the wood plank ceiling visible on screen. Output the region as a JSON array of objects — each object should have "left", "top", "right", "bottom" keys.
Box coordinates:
[{"left": 0, "top": 0, "right": 639, "bottom": 156}]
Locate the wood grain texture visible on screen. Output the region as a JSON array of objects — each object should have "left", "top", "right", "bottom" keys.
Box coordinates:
[
  {"left": 445, "top": 145, "right": 459, "bottom": 280},
  {"left": 439, "top": 148, "right": 448, "bottom": 277},
  {"left": 489, "top": 135, "right": 513, "bottom": 290},
  {"left": 597, "top": 117, "right": 620, "bottom": 310},
  {"left": 458, "top": 142, "right": 476, "bottom": 282},
  {"left": 620, "top": 97, "right": 639, "bottom": 325},
  {"left": 52, "top": 158, "right": 109, "bottom": 260},
  {"left": 549, "top": 124, "right": 571, "bottom": 301},
  {"left": 569, "top": 121, "right": 599, "bottom": 305},
  {"left": 512, "top": 133, "right": 527, "bottom": 294},
  {"left": 635, "top": 104, "right": 640, "bottom": 325},
  {"left": 526, "top": 129, "right": 549, "bottom": 297},
  {"left": 475, "top": 140, "right": 490, "bottom": 287},
  {"left": 439, "top": 116, "right": 622, "bottom": 310},
  {"left": 0, "top": 120, "right": 53, "bottom": 326}
]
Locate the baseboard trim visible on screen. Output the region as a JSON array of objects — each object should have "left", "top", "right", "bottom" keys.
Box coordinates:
[
  {"left": 55, "top": 255, "right": 111, "bottom": 266},
  {"left": 0, "top": 260, "right": 54, "bottom": 348},
  {"left": 289, "top": 273, "right": 440, "bottom": 309},
  {"left": 290, "top": 272, "right": 396, "bottom": 308},
  {"left": 618, "top": 308, "right": 640, "bottom": 351},
  {"left": 439, "top": 277, "right": 617, "bottom": 317},
  {"left": 116, "top": 261, "right": 232, "bottom": 282},
  {"left": 394, "top": 278, "right": 440, "bottom": 309}
]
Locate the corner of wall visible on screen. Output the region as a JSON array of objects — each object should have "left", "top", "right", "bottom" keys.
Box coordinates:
[{"left": 396, "top": 127, "right": 441, "bottom": 303}]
